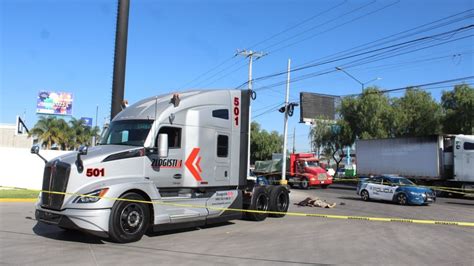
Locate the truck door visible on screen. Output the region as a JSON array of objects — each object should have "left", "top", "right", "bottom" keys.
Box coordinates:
[
  {"left": 215, "top": 133, "right": 230, "bottom": 182},
  {"left": 145, "top": 126, "right": 184, "bottom": 187}
]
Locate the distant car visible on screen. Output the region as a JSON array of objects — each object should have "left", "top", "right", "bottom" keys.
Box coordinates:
[
  {"left": 356, "top": 175, "right": 436, "bottom": 205},
  {"left": 326, "top": 168, "right": 335, "bottom": 177}
]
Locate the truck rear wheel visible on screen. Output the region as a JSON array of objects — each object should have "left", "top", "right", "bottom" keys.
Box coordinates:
[
  {"left": 108, "top": 192, "right": 150, "bottom": 243},
  {"left": 268, "top": 186, "right": 289, "bottom": 218},
  {"left": 244, "top": 186, "right": 269, "bottom": 221}
]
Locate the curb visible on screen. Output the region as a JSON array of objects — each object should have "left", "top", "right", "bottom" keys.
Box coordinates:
[{"left": 0, "top": 199, "right": 37, "bottom": 202}]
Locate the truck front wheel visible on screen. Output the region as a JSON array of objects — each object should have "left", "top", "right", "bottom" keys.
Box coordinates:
[
  {"left": 108, "top": 192, "right": 150, "bottom": 243},
  {"left": 299, "top": 178, "right": 309, "bottom": 189},
  {"left": 268, "top": 186, "right": 289, "bottom": 218}
]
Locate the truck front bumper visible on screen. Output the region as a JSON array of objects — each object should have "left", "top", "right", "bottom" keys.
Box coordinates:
[
  {"left": 309, "top": 179, "right": 333, "bottom": 186},
  {"left": 35, "top": 205, "right": 111, "bottom": 238}
]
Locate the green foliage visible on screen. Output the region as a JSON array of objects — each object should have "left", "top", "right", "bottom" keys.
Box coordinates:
[
  {"left": 250, "top": 122, "right": 283, "bottom": 163},
  {"left": 309, "top": 119, "right": 353, "bottom": 172},
  {"left": 441, "top": 84, "right": 474, "bottom": 134},
  {"left": 29, "top": 116, "right": 101, "bottom": 150},
  {"left": 392, "top": 88, "right": 442, "bottom": 137},
  {"left": 340, "top": 87, "right": 393, "bottom": 140}
]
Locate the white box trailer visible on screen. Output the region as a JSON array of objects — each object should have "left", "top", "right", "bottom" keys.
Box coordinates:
[
  {"left": 356, "top": 135, "right": 474, "bottom": 188},
  {"left": 31, "top": 90, "right": 290, "bottom": 243}
]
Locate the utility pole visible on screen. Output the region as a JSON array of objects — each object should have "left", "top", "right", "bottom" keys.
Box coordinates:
[
  {"left": 110, "top": 0, "right": 130, "bottom": 119},
  {"left": 281, "top": 59, "right": 291, "bottom": 184},
  {"left": 292, "top": 127, "right": 296, "bottom": 154},
  {"left": 92, "top": 105, "right": 99, "bottom": 146},
  {"left": 236, "top": 49, "right": 266, "bottom": 174}
]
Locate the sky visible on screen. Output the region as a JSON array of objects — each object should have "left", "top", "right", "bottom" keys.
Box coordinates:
[{"left": 1, "top": 0, "right": 473, "bottom": 152}]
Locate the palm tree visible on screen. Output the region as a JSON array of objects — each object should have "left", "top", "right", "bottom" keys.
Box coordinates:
[
  {"left": 29, "top": 116, "right": 64, "bottom": 149},
  {"left": 56, "top": 118, "right": 74, "bottom": 150},
  {"left": 69, "top": 117, "right": 86, "bottom": 150}
]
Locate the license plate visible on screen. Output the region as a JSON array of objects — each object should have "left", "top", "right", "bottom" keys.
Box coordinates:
[{"left": 321, "top": 181, "right": 325, "bottom": 184}]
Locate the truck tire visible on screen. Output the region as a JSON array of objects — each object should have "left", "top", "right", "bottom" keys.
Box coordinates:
[
  {"left": 108, "top": 192, "right": 150, "bottom": 243},
  {"left": 268, "top": 186, "right": 289, "bottom": 218},
  {"left": 299, "top": 178, "right": 309, "bottom": 190},
  {"left": 244, "top": 186, "right": 269, "bottom": 221}
]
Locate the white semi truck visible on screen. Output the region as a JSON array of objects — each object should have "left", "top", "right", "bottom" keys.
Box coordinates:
[
  {"left": 32, "top": 90, "right": 290, "bottom": 243},
  {"left": 356, "top": 135, "right": 474, "bottom": 191}
]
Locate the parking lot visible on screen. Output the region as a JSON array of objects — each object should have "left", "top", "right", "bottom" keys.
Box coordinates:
[{"left": 0, "top": 187, "right": 473, "bottom": 265}]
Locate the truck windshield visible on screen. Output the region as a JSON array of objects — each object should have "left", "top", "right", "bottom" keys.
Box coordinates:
[
  {"left": 99, "top": 120, "right": 153, "bottom": 146},
  {"left": 305, "top": 161, "right": 319, "bottom": 167}
]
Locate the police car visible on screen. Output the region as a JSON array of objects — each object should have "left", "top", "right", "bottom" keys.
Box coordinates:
[{"left": 356, "top": 175, "right": 436, "bottom": 205}]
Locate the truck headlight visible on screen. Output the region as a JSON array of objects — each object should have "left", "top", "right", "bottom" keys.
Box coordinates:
[{"left": 73, "top": 188, "right": 109, "bottom": 203}]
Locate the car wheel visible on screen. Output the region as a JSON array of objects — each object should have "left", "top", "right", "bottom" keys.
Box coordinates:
[
  {"left": 268, "top": 186, "right": 289, "bottom": 218},
  {"left": 108, "top": 192, "right": 150, "bottom": 243},
  {"left": 361, "top": 190, "right": 370, "bottom": 201},
  {"left": 299, "top": 178, "right": 309, "bottom": 190},
  {"left": 397, "top": 193, "right": 408, "bottom": 205},
  {"left": 244, "top": 186, "right": 269, "bottom": 221}
]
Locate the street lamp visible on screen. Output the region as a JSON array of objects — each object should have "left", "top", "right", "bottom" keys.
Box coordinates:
[{"left": 335, "top": 67, "right": 381, "bottom": 90}]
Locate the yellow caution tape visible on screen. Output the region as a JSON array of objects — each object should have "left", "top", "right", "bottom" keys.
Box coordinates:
[{"left": 1, "top": 186, "right": 473, "bottom": 227}]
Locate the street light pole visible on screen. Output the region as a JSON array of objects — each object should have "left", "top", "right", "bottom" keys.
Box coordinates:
[{"left": 335, "top": 67, "right": 381, "bottom": 90}]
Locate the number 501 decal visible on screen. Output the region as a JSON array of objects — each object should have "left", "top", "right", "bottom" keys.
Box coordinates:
[
  {"left": 233, "top": 97, "right": 240, "bottom": 127},
  {"left": 86, "top": 168, "right": 105, "bottom": 177}
]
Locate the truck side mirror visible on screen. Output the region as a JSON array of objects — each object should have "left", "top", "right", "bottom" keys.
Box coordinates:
[
  {"left": 78, "top": 145, "right": 88, "bottom": 155},
  {"left": 31, "top": 145, "right": 40, "bottom": 154},
  {"left": 31, "top": 145, "right": 47, "bottom": 163},
  {"left": 158, "top": 133, "right": 168, "bottom": 157}
]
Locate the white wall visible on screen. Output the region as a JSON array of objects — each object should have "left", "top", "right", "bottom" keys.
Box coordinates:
[{"left": 0, "top": 147, "right": 71, "bottom": 190}]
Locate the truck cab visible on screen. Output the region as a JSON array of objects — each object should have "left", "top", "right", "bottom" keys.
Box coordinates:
[
  {"left": 288, "top": 153, "right": 333, "bottom": 189},
  {"left": 33, "top": 89, "right": 289, "bottom": 243}
]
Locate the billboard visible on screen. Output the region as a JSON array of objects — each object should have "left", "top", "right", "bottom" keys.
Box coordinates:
[
  {"left": 300, "top": 92, "right": 340, "bottom": 124},
  {"left": 36, "top": 91, "right": 73, "bottom": 115},
  {"left": 81, "top": 117, "right": 93, "bottom": 127}
]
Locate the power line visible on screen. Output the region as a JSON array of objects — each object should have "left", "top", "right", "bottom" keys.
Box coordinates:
[
  {"left": 247, "top": 0, "right": 348, "bottom": 49},
  {"left": 178, "top": 1, "right": 348, "bottom": 89},
  {"left": 249, "top": 28, "right": 474, "bottom": 92},
  {"left": 250, "top": 10, "right": 474, "bottom": 84},
  {"left": 268, "top": 0, "right": 400, "bottom": 54},
  {"left": 343, "top": 76, "right": 474, "bottom": 97}
]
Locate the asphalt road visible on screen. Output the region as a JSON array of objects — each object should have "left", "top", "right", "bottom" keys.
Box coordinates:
[{"left": 0, "top": 187, "right": 473, "bottom": 265}]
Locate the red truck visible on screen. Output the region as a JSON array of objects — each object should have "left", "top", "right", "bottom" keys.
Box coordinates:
[{"left": 254, "top": 153, "right": 332, "bottom": 189}]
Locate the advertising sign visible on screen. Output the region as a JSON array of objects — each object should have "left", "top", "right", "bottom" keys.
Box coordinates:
[
  {"left": 36, "top": 91, "right": 73, "bottom": 115},
  {"left": 81, "top": 117, "right": 93, "bottom": 127}
]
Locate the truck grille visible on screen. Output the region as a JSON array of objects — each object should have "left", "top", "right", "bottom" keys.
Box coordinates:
[
  {"left": 41, "top": 160, "right": 71, "bottom": 210},
  {"left": 317, "top": 173, "right": 327, "bottom": 180}
]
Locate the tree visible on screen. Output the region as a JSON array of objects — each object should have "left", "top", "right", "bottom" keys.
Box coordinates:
[
  {"left": 69, "top": 117, "right": 87, "bottom": 150},
  {"left": 29, "top": 116, "right": 101, "bottom": 150},
  {"left": 250, "top": 122, "right": 283, "bottom": 163},
  {"left": 29, "top": 116, "right": 65, "bottom": 149},
  {"left": 309, "top": 119, "right": 353, "bottom": 173},
  {"left": 392, "top": 88, "right": 442, "bottom": 137},
  {"left": 339, "top": 87, "right": 394, "bottom": 140},
  {"left": 441, "top": 84, "right": 474, "bottom": 134}
]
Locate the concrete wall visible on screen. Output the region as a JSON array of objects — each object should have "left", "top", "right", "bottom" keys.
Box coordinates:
[
  {"left": 0, "top": 147, "right": 71, "bottom": 190},
  {"left": 0, "top": 125, "right": 33, "bottom": 149}
]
